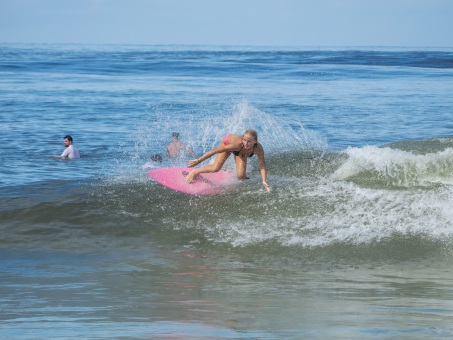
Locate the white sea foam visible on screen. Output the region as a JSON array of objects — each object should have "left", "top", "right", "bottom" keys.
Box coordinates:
[
  {"left": 199, "top": 177, "right": 453, "bottom": 248},
  {"left": 332, "top": 145, "right": 453, "bottom": 187}
]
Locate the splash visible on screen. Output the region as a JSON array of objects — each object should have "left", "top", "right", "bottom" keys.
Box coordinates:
[
  {"left": 102, "top": 99, "right": 328, "bottom": 185},
  {"left": 140, "top": 99, "right": 327, "bottom": 155}
]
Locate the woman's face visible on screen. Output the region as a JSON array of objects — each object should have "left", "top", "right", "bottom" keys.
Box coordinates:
[{"left": 242, "top": 133, "right": 256, "bottom": 149}]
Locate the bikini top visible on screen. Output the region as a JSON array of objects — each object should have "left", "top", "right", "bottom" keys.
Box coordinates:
[
  {"left": 224, "top": 135, "right": 254, "bottom": 157},
  {"left": 233, "top": 146, "right": 254, "bottom": 157}
]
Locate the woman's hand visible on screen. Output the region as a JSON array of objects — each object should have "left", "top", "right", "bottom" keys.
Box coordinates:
[
  {"left": 263, "top": 181, "right": 271, "bottom": 192},
  {"left": 187, "top": 159, "right": 200, "bottom": 168}
]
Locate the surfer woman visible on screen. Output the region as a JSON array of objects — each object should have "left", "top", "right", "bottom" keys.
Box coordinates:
[{"left": 186, "top": 129, "right": 270, "bottom": 192}]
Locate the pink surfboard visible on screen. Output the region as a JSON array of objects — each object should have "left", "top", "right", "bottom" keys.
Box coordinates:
[{"left": 147, "top": 167, "right": 236, "bottom": 195}]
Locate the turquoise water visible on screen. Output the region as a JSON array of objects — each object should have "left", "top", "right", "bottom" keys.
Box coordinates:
[{"left": 1, "top": 44, "right": 453, "bottom": 339}]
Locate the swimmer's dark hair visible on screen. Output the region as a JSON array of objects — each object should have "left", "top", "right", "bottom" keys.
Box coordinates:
[
  {"left": 172, "top": 132, "right": 180, "bottom": 139},
  {"left": 64, "top": 135, "right": 73, "bottom": 142},
  {"left": 151, "top": 153, "right": 163, "bottom": 162}
]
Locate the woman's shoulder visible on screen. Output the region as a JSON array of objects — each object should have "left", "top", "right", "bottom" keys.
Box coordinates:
[{"left": 254, "top": 142, "right": 265, "bottom": 153}]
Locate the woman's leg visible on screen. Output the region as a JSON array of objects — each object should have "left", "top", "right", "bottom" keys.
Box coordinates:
[
  {"left": 234, "top": 156, "right": 248, "bottom": 179},
  {"left": 186, "top": 151, "right": 231, "bottom": 183}
]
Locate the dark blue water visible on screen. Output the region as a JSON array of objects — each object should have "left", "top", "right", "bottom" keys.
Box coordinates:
[{"left": 1, "top": 44, "right": 453, "bottom": 339}]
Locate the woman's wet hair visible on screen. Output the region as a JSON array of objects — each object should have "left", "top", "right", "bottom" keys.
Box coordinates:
[{"left": 244, "top": 129, "right": 258, "bottom": 142}]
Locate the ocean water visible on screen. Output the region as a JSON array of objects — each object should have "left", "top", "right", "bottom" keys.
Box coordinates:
[{"left": 1, "top": 43, "right": 453, "bottom": 339}]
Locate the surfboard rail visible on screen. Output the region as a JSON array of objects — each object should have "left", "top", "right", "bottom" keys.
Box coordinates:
[{"left": 147, "top": 167, "right": 236, "bottom": 195}]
